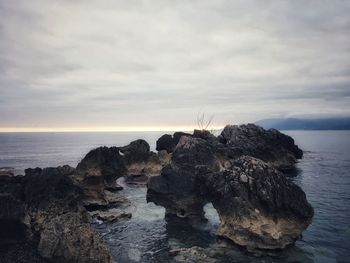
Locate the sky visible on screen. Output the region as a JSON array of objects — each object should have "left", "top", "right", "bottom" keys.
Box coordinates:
[{"left": 0, "top": 0, "right": 349, "bottom": 131}]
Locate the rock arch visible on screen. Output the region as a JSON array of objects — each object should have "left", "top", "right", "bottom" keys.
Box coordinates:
[{"left": 147, "top": 131, "right": 314, "bottom": 254}]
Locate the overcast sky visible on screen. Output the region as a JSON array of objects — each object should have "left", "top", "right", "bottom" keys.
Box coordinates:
[{"left": 0, "top": 0, "right": 349, "bottom": 131}]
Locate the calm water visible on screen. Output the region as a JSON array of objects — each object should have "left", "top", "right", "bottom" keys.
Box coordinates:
[{"left": 0, "top": 131, "right": 349, "bottom": 263}]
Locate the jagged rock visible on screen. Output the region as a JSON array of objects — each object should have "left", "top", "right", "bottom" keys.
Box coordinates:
[
  {"left": 170, "top": 246, "right": 217, "bottom": 263},
  {"left": 173, "top": 132, "right": 192, "bottom": 145},
  {"left": 88, "top": 208, "right": 131, "bottom": 223},
  {"left": 23, "top": 166, "right": 81, "bottom": 212},
  {"left": 119, "top": 139, "right": 152, "bottom": 164},
  {"left": 220, "top": 124, "right": 303, "bottom": 170},
  {"left": 0, "top": 243, "right": 48, "bottom": 263},
  {"left": 76, "top": 146, "right": 126, "bottom": 188},
  {"left": 0, "top": 167, "right": 113, "bottom": 263},
  {"left": 104, "top": 190, "right": 129, "bottom": 205},
  {"left": 156, "top": 134, "right": 175, "bottom": 153},
  {"left": 124, "top": 151, "right": 170, "bottom": 179},
  {"left": 37, "top": 212, "right": 112, "bottom": 263},
  {"left": 156, "top": 132, "right": 192, "bottom": 153},
  {"left": 148, "top": 136, "right": 217, "bottom": 220},
  {"left": 203, "top": 156, "right": 313, "bottom": 252},
  {"left": 193, "top": 129, "right": 216, "bottom": 141},
  {"left": 75, "top": 147, "right": 127, "bottom": 207},
  {"left": 147, "top": 132, "right": 313, "bottom": 254}
]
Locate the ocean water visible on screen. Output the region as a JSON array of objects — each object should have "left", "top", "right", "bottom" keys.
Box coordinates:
[{"left": 0, "top": 131, "right": 349, "bottom": 263}]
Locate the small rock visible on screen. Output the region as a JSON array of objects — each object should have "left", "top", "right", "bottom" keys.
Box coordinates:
[
  {"left": 89, "top": 208, "right": 131, "bottom": 223},
  {"left": 240, "top": 173, "right": 248, "bottom": 183}
]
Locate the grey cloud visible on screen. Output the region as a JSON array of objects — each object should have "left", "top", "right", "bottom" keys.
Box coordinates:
[{"left": 0, "top": 0, "right": 349, "bottom": 129}]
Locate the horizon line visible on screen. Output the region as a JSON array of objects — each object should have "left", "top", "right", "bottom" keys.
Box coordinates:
[{"left": 0, "top": 126, "right": 225, "bottom": 133}]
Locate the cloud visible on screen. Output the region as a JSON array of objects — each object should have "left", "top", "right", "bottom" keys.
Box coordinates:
[{"left": 0, "top": 0, "right": 349, "bottom": 129}]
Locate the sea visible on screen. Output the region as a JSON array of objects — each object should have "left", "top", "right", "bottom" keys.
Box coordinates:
[{"left": 0, "top": 131, "right": 349, "bottom": 263}]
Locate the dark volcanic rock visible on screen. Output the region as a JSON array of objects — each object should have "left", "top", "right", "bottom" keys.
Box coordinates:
[
  {"left": 156, "top": 132, "right": 192, "bottom": 153},
  {"left": 76, "top": 146, "right": 126, "bottom": 186},
  {"left": 156, "top": 134, "right": 175, "bottom": 153},
  {"left": 119, "top": 139, "right": 152, "bottom": 164},
  {"left": 75, "top": 147, "right": 127, "bottom": 207},
  {"left": 147, "top": 130, "right": 313, "bottom": 254},
  {"left": 203, "top": 156, "right": 313, "bottom": 252},
  {"left": 37, "top": 211, "right": 111, "bottom": 263},
  {"left": 121, "top": 140, "right": 171, "bottom": 183},
  {"left": 193, "top": 129, "right": 216, "bottom": 141},
  {"left": 220, "top": 124, "right": 303, "bottom": 170},
  {"left": 0, "top": 168, "right": 112, "bottom": 263},
  {"left": 173, "top": 132, "right": 192, "bottom": 145},
  {"left": 24, "top": 166, "right": 80, "bottom": 211},
  {"left": 0, "top": 242, "right": 48, "bottom": 263},
  {"left": 148, "top": 136, "right": 217, "bottom": 220}
]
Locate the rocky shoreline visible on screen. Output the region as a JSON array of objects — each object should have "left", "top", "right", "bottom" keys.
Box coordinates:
[{"left": 0, "top": 124, "right": 313, "bottom": 262}]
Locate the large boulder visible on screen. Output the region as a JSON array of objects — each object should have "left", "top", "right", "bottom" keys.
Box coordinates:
[
  {"left": 156, "top": 132, "right": 192, "bottom": 153},
  {"left": 220, "top": 124, "right": 303, "bottom": 171},
  {"left": 119, "top": 139, "right": 152, "bottom": 164},
  {"left": 121, "top": 140, "right": 171, "bottom": 184},
  {"left": 76, "top": 146, "right": 126, "bottom": 186},
  {"left": 75, "top": 147, "right": 127, "bottom": 206},
  {"left": 156, "top": 134, "right": 175, "bottom": 153},
  {"left": 203, "top": 156, "right": 313, "bottom": 253}
]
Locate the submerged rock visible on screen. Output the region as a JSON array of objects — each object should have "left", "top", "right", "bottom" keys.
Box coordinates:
[
  {"left": 88, "top": 208, "right": 131, "bottom": 223},
  {"left": 170, "top": 246, "right": 217, "bottom": 263}
]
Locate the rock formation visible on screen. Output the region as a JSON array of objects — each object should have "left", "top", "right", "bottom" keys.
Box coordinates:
[
  {"left": 203, "top": 156, "right": 313, "bottom": 252},
  {"left": 148, "top": 124, "right": 313, "bottom": 254},
  {"left": 0, "top": 167, "right": 15, "bottom": 177},
  {"left": 120, "top": 140, "right": 171, "bottom": 185},
  {"left": 0, "top": 123, "right": 313, "bottom": 261},
  {"left": 0, "top": 167, "right": 112, "bottom": 263},
  {"left": 219, "top": 124, "right": 303, "bottom": 171},
  {"left": 156, "top": 132, "right": 192, "bottom": 153}
]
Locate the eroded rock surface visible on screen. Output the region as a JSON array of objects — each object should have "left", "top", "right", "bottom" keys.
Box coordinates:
[
  {"left": 148, "top": 125, "right": 313, "bottom": 254},
  {"left": 0, "top": 168, "right": 112, "bottom": 263},
  {"left": 73, "top": 146, "right": 128, "bottom": 210},
  {"left": 203, "top": 156, "right": 313, "bottom": 252},
  {"left": 156, "top": 132, "right": 192, "bottom": 153},
  {"left": 220, "top": 124, "right": 303, "bottom": 170},
  {"left": 148, "top": 136, "right": 216, "bottom": 220},
  {"left": 121, "top": 140, "right": 171, "bottom": 185}
]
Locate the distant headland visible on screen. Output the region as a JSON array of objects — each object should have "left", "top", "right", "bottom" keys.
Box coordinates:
[{"left": 256, "top": 117, "right": 350, "bottom": 130}]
